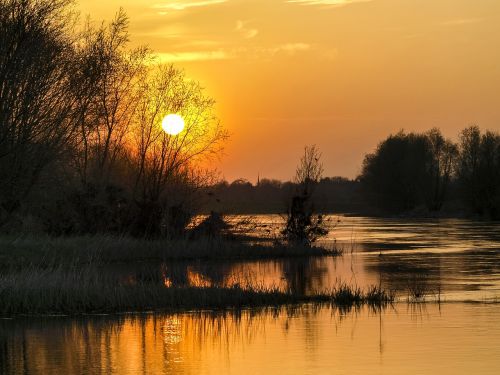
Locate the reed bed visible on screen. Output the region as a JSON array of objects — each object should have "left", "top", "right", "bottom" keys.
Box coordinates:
[
  {"left": 0, "top": 264, "right": 392, "bottom": 316},
  {"left": 0, "top": 235, "right": 341, "bottom": 269}
]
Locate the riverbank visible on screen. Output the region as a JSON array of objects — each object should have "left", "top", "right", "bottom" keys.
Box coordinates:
[
  {"left": 0, "top": 235, "right": 356, "bottom": 315},
  {"left": 0, "top": 262, "right": 393, "bottom": 315},
  {"left": 0, "top": 235, "right": 340, "bottom": 269}
]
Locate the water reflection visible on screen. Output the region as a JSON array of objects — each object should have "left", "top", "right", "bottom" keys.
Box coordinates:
[
  {"left": 104, "top": 216, "right": 500, "bottom": 302},
  {"left": 2, "top": 304, "right": 500, "bottom": 374},
  {"left": 185, "top": 216, "right": 500, "bottom": 301}
]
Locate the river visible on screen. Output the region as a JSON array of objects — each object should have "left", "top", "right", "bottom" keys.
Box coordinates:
[{"left": 1, "top": 216, "right": 500, "bottom": 374}]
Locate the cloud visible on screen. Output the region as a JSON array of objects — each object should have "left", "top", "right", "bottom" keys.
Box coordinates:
[
  {"left": 154, "top": 43, "right": 311, "bottom": 63},
  {"left": 153, "top": 0, "right": 227, "bottom": 11},
  {"left": 235, "top": 20, "right": 259, "bottom": 39},
  {"left": 270, "top": 43, "right": 311, "bottom": 54},
  {"left": 155, "top": 50, "right": 230, "bottom": 62},
  {"left": 441, "top": 18, "right": 482, "bottom": 26},
  {"left": 286, "top": 0, "right": 372, "bottom": 6}
]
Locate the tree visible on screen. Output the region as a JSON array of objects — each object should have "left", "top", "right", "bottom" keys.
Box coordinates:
[
  {"left": 0, "top": 2, "right": 229, "bottom": 235},
  {"left": 425, "top": 128, "right": 458, "bottom": 211},
  {"left": 457, "top": 126, "right": 500, "bottom": 218},
  {"left": 128, "top": 64, "right": 227, "bottom": 236},
  {"left": 360, "top": 131, "right": 434, "bottom": 213},
  {"left": 0, "top": 0, "right": 93, "bottom": 221},
  {"left": 72, "top": 10, "right": 149, "bottom": 188},
  {"left": 282, "top": 145, "right": 328, "bottom": 246}
]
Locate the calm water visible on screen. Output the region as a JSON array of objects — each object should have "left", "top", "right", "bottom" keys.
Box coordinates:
[
  {"left": 162, "top": 215, "right": 500, "bottom": 302},
  {"left": 2, "top": 216, "right": 500, "bottom": 374},
  {"left": 2, "top": 305, "right": 500, "bottom": 374}
]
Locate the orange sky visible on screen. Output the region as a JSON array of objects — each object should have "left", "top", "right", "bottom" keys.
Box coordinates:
[{"left": 78, "top": 0, "right": 500, "bottom": 182}]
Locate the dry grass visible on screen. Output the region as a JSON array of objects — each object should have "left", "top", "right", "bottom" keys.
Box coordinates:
[
  {"left": 0, "top": 235, "right": 341, "bottom": 270},
  {"left": 0, "top": 263, "right": 392, "bottom": 316}
]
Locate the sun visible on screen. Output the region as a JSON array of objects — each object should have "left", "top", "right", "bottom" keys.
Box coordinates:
[{"left": 162, "top": 114, "right": 185, "bottom": 135}]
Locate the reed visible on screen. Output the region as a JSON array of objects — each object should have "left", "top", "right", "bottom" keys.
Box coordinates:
[
  {"left": 0, "top": 235, "right": 341, "bottom": 270},
  {"left": 0, "top": 264, "right": 392, "bottom": 316}
]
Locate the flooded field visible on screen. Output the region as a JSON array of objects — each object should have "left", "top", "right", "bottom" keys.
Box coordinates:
[
  {"left": 162, "top": 215, "right": 500, "bottom": 302},
  {"left": 2, "top": 216, "right": 500, "bottom": 374}
]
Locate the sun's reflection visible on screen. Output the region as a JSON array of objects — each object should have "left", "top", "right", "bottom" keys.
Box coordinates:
[
  {"left": 2, "top": 305, "right": 500, "bottom": 374},
  {"left": 163, "top": 317, "right": 183, "bottom": 345}
]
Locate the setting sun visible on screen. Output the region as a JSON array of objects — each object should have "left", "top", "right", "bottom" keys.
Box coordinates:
[{"left": 162, "top": 114, "right": 185, "bottom": 135}]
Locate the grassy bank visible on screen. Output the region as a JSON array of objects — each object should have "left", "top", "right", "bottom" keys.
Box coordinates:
[
  {"left": 0, "top": 235, "right": 389, "bottom": 316},
  {"left": 0, "top": 264, "right": 392, "bottom": 315},
  {"left": 0, "top": 235, "right": 340, "bottom": 269}
]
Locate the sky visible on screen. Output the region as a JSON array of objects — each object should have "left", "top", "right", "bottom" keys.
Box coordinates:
[{"left": 78, "top": 0, "right": 500, "bottom": 182}]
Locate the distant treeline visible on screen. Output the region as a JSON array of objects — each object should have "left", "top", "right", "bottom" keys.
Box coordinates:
[
  {"left": 203, "top": 177, "right": 365, "bottom": 214},
  {"left": 205, "top": 126, "right": 500, "bottom": 220}
]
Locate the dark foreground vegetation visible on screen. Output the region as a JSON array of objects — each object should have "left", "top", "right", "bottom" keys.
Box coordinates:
[
  {"left": 0, "top": 262, "right": 393, "bottom": 315},
  {"left": 0, "top": 235, "right": 340, "bottom": 269},
  {"left": 0, "top": 0, "right": 227, "bottom": 237}
]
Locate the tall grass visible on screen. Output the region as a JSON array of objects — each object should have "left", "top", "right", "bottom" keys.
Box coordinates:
[
  {"left": 0, "top": 235, "right": 341, "bottom": 269},
  {"left": 0, "top": 263, "right": 392, "bottom": 316},
  {"left": 406, "top": 275, "right": 442, "bottom": 303}
]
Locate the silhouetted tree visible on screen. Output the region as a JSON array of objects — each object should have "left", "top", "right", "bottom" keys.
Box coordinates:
[
  {"left": 0, "top": 0, "right": 95, "bottom": 223},
  {"left": 360, "top": 131, "right": 435, "bottom": 213},
  {"left": 129, "top": 64, "right": 227, "bottom": 237},
  {"left": 282, "top": 145, "right": 328, "bottom": 246},
  {"left": 66, "top": 10, "right": 150, "bottom": 233},
  {"left": 0, "top": 2, "right": 228, "bottom": 235},
  {"left": 424, "top": 128, "right": 458, "bottom": 211},
  {"left": 73, "top": 10, "right": 149, "bottom": 188},
  {"left": 457, "top": 126, "right": 500, "bottom": 218}
]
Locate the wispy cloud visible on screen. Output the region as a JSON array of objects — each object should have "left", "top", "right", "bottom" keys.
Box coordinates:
[
  {"left": 154, "top": 42, "right": 311, "bottom": 62},
  {"left": 153, "top": 0, "right": 227, "bottom": 11},
  {"left": 155, "top": 50, "right": 230, "bottom": 62},
  {"left": 286, "top": 0, "right": 372, "bottom": 7},
  {"left": 441, "top": 18, "right": 482, "bottom": 26},
  {"left": 235, "top": 20, "right": 259, "bottom": 39},
  {"left": 270, "top": 43, "right": 311, "bottom": 54}
]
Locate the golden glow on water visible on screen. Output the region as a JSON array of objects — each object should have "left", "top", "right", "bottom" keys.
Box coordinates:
[
  {"left": 179, "top": 215, "right": 500, "bottom": 302},
  {"left": 2, "top": 216, "right": 499, "bottom": 373},
  {"left": 2, "top": 305, "right": 500, "bottom": 374}
]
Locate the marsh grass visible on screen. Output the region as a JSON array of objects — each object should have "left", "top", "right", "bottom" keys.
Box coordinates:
[
  {"left": 0, "top": 262, "right": 392, "bottom": 316},
  {"left": 406, "top": 275, "right": 442, "bottom": 303},
  {"left": 326, "top": 283, "right": 395, "bottom": 307},
  {"left": 0, "top": 235, "right": 395, "bottom": 316},
  {"left": 0, "top": 235, "right": 340, "bottom": 270}
]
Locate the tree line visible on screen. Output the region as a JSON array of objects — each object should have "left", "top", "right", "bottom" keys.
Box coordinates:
[
  {"left": 360, "top": 126, "right": 500, "bottom": 218},
  {"left": 207, "top": 126, "right": 500, "bottom": 220},
  {"left": 0, "top": 0, "right": 227, "bottom": 236}
]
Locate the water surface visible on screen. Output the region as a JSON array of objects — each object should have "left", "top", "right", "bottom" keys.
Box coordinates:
[
  {"left": 2, "top": 216, "right": 500, "bottom": 374},
  {"left": 2, "top": 304, "right": 500, "bottom": 374},
  {"left": 162, "top": 216, "right": 500, "bottom": 302}
]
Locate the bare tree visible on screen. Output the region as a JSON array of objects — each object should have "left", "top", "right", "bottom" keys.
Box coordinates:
[
  {"left": 0, "top": 0, "right": 94, "bottom": 220},
  {"left": 72, "top": 10, "right": 149, "bottom": 187},
  {"left": 129, "top": 64, "right": 228, "bottom": 236},
  {"left": 283, "top": 145, "right": 328, "bottom": 246},
  {"left": 425, "top": 128, "right": 458, "bottom": 211},
  {"left": 457, "top": 126, "right": 500, "bottom": 218},
  {"left": 0, "top": 2, "right": 229, "bottom": 234}
]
